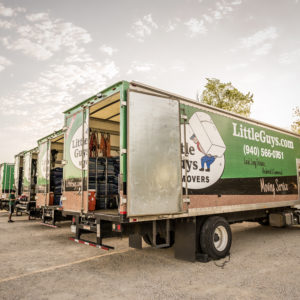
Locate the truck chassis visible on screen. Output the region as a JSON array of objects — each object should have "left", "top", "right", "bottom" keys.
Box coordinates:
[{"left": 68, "top": 207, "right": 300, "bottom": 261}]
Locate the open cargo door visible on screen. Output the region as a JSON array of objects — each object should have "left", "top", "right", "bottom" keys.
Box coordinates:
[
  {"left": 127, "top": 90, "right": 183, "bottom": 217},
  {"left": 297, "top": 159, "right": 300, "bottom": 201},
  {"left": 0, "top": 165, "right": 3, "bottom": 195},
  {"left": 63, "top": 108, "right": 89, "bottom": 212},
  {"left": 37, "top": 141, "right": 50, "bottom": 205},
  {"left": 14, "top": 156, "right": 20, "bottom": 195},
  {"left": 23, "top": 152, "right": 32, "bottom": 196}
]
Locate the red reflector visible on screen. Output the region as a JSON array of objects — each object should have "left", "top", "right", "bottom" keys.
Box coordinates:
[
  {"left": 120, "top": 211, "right": 127, "bottom": 215},
  {"left": 117, "top": 224, "right": 121, "bottom": 230},
  {"left": 72, "top": 217, "right": 75, "bottom": 223},
  {"left": 133, "top": 218, "right": 137, "bottom": 222}
]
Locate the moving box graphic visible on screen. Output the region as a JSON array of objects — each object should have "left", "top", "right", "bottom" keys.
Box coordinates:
[
  {"left": 182, "top": 111, "right": 226, "bottom": 190},
  {"left": 189, "top": 112, "right": 226, "bottom": 158}
]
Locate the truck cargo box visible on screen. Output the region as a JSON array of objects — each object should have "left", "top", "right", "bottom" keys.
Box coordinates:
[
  {"left": 62, "top": 81, "right": 300, "bottom": 261},
  {"left": 61, "top": 81, "right": 300, "bottom": 221}
]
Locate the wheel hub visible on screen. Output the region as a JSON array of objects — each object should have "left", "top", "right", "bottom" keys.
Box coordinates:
[{"left": 213, "top": 225, "right": 228, "bottom": 252}]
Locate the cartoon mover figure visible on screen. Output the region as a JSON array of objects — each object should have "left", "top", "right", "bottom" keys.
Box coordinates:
[{"left": 189, "top": 112, "right": 226, "bottom": 172}]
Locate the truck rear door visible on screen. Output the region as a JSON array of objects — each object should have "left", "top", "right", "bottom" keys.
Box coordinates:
[
  {"left": 23, "top": 152, "right": 32, "bottom": 196},
  {"left": 37, "top": 140, "right": 50, "bottom": 205},
  {"left": 297, "top": 159, "right": 300, "bottom": 201},
  {"left": 63, "top": 108, "right": 89, "bottom": 212},
  {"left": 127, "top": 89, "right": 183, "bottom": 217}
]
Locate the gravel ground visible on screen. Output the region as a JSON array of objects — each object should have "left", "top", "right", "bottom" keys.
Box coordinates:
[{"left": 0, "top": 210, "right": 300, "bottom": 300}]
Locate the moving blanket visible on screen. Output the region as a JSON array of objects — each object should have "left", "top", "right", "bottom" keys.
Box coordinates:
[
  {"left": 50, "top": 167, "right": 63, "bottom": 205},
  {"left": 88, "top": 157, "right": 119, "bottom": 209}
]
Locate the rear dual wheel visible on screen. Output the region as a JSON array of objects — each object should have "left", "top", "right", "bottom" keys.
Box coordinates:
[{"left": 200, "top": 216, "right": 232, "bottom": 260}]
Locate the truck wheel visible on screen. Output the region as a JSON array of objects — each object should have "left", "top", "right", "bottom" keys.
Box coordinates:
[{"left": 200, "top": 216, "right": 232, "bottom": 260}]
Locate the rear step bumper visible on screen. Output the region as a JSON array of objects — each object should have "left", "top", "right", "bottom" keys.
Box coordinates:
[
  {"left": 39, "top": 222, "right": 58, "bottom": 228},
  {"left": 69, "top": 237, "right": 114, "bottom": 250}
]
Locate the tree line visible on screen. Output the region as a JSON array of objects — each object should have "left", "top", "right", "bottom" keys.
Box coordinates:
[{"left": 198, "top": 78, "right": 299, "bottom": 134}]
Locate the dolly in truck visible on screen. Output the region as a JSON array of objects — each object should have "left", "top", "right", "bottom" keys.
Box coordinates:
[{"left": 61, "top": 81, "right": 300, "bottom": 261}]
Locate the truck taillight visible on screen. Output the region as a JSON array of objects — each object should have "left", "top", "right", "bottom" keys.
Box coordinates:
[{"left": 112, "top": 223, "right": 122, "bottom": 232}]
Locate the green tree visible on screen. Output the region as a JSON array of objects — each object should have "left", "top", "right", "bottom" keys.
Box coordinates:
[
  {"left": 291, "top": 106, "right": 300, "bottom": 134},
  {"left": 198, "top": 78, "right": 254, "bottom": 117}
]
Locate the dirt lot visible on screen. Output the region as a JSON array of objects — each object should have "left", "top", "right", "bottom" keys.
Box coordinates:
[{"left": 0, "top": 210, "right": 300, "bottom": 300}]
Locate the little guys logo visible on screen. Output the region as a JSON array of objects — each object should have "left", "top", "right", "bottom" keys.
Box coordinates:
[
  {"left": 70, "top": 122, "right": 89, "bottom": 170},
  {"left": 181, "top": 112, "right": 226, "bottom": 189}
]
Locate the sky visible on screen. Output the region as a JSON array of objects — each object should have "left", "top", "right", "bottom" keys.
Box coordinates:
[{"left": 0, "top": 0, "right": 299, "bottom": 163}]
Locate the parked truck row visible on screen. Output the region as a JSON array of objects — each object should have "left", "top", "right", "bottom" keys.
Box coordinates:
[{"left": 1, "top": 81, "right": 300, "bottom": 261}]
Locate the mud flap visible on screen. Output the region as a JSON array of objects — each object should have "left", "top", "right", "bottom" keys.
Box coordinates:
[
  {"left": 174, "top": 217, "right": 210, "bottom": 262},
  {"left": 129, "top": 233, "right": 142, "bottom": 249},
  {"left": 175, "top": 217, "right": 197, "bottom": 262}
]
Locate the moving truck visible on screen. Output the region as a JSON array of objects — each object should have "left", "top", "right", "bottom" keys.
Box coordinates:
[
  {"left": 36, "top": 129, "right": 69, "bottom": 225},
  {"left": 63, "top": 81, "right": 300, "bottom": 261},
  {"left": 0, "top": 163, "right": 14, "bottom": 210},
  {"left": 15, "top": 147, "right": 38, "bottom": 218}
]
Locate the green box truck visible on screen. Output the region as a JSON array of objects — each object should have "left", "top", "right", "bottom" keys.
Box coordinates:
[
  {"left": 61, "top": 81, "right": 300, "bottom": 261},
  {"left": 0, "top": 163, "right": 14, "bottom": 210}
]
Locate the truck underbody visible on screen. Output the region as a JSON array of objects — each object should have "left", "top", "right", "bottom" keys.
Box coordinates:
[{"left": 66, "top": 205, "right": 300, "bottom": 262}]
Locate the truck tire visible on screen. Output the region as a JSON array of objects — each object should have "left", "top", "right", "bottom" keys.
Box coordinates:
[{"left": 200, "top": 216, "right": 232, "bottom": 260}]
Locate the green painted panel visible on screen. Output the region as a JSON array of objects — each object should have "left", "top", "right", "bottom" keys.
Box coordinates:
[
  {"left": 181, "top": 103, "right": 300, "bottom": 180},
  {"left": 37, "top": 141, "right": 49, "bottom": 192},
  {"left": 64, "top": 108, "right": 89, "bottom": 191},
  {"left": 0, "top": 164, "right": 15, "bottom": 192}
]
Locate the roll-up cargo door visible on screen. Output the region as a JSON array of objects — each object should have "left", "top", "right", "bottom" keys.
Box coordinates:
[{"left": 127, "top": 90, "right": 183, "bottom": 217}]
